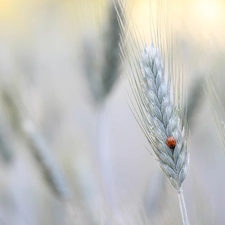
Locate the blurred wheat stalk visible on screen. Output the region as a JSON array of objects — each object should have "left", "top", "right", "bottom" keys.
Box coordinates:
[
  {"left": 117, "top": 0, "right": 190, "bottom": 224},
  {"left": 83, "top": 0, "right": 123, "bottom": 216}
]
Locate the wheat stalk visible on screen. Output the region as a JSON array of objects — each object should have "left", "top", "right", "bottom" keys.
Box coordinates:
[
  {"left": 82, "top": 0, "right": 125, "bottom": 216},
  {"left": 116, "top": 1, "right": 190, "bottom": 224}
]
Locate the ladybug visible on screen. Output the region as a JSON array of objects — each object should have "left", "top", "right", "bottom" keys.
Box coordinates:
[{"left": 166, "top": 136, "right": 176, "bottom": 149}]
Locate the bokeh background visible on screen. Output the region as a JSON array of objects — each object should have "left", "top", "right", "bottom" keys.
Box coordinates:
[{"left": 0, "top": 0, "right": 225, "bottom": 224}]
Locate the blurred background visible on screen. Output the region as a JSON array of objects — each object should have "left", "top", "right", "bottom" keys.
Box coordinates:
[{"left": 0, "top": 0, "right": 225, "bottom": 224}]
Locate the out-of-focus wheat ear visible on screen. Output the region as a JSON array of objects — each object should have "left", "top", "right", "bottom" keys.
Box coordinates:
[
  {"left": 23, "top": 122, "right": 71, "bottom": 199},
  {"left": 205, "top": 78, "right": 225, "bottom": 148},
  {"left": 100, "top": 0, "right": 124, "bottom": 101},
  {"left": 83, "top": 37, "right": 102, "bottom": 102},
  {"left": 0, "top": 87, "right": 70, "bottom": 199},
  {"left": 0, "top": 120, "right": 14, "bottom": 163},
  {"left": 83, "top": 0, "right": 123, "bottom": 104},
  {"left": 187, "top": 76, "right": 205, "bottom": 126}
]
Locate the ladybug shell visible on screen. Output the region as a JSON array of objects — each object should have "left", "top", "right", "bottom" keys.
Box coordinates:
[{"left": 166, "top": 136, "right": 176, "bottom": 149}]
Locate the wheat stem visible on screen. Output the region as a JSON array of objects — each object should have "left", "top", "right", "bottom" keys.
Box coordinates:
[
  {"left": 177, "top": 188, "right": 189, "bottom": 225},
  {"left": 96, "top": 104, "right": 115, "bottom": 213}
]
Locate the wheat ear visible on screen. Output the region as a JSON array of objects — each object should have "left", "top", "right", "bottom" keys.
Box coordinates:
[
  {"left": 141, "top": 45, "right": 189, "bottom": 225},
  {"left": 1, "top": 87, "right": 70, "bottom": 199},
  {"left": 133, "top": 42, "right": 190, "bottom": 225},
  {"left": 116, "top": 1, "right": 190, "bottom": 224},
  {"left": 0, "top": 120, "right": 14, "bottom": 163},
  {"left": 84, "top": 0, "right": 123, "bottom": 104},
  {"left": 138, "top": 44, "right": 189, "bottom": 190},
  {"left": 187, "top": 76, "right": 204, "bottom": 126}
]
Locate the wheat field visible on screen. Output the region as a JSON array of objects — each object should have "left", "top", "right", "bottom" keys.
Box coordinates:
[{"left": 0, "top": 0, "right": 225, "bottom": 224}]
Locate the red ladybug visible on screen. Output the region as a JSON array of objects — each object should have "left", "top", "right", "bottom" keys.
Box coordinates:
[{"left": 166, "top": 136, "right": 176, "bottom": 149}]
